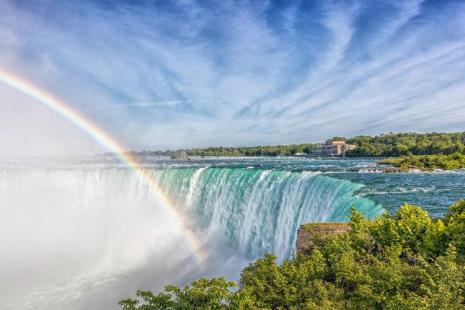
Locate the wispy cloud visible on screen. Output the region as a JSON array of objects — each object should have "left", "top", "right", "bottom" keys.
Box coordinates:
[{"left": 1, "top": 0, "right": 465, "bottom": 151}]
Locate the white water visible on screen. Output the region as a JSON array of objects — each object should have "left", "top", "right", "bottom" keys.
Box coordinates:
[
  {"left": 153, "top": 167, "right": 382, "bottom": 259},
  {"left": 0, "top": 168, "right": 203, "bottom": 309}
]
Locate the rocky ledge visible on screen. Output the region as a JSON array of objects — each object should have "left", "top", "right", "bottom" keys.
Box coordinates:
[{"left": 296, "top": 222, "right": 351, "bottom": 255}]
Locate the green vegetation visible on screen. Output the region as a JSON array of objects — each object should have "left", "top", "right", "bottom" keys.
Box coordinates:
[
  {"left": 346, "top": 132, "right": 465, "bottom": 157},
  {"left": 140, "top": 144, "right": 318, "bottom": 157},
  {"left": 138, "top": 132, "right": 465, "bottom": 158},
  {"left": 120, "top": 201, "right": 465, "bottom": 310},
  {"left": 379, "top": 153, "right": 465, "bottom": 171},
  {"left": 184, "top": 144, "right": 317, "bottom": 157}
]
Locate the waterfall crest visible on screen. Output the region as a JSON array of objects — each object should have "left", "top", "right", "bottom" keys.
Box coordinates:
[{"left": 153, "top": 167, "right": 383, "bottom": 259}]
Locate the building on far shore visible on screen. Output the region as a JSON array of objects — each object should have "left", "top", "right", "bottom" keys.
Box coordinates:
[{"left": 312, "top": 140, "right": 356, "bottom": 157}]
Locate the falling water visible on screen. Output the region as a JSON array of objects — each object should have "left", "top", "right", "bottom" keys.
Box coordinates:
[{"left": 153, "top": 167, "right": 383, "bottom": 259}]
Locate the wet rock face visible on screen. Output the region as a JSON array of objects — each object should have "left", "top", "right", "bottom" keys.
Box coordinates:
[{"left": 296, "top": 223, "right": 351, "bottom": 256}]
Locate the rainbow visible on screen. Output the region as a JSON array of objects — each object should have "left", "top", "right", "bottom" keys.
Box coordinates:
[{"left": 0, "top": 69, "right": 207, "bottom": 263}]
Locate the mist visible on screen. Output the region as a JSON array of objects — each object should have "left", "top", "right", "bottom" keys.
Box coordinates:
[{"left": 0, "top": 161, "right": 249, "bottom": 309}]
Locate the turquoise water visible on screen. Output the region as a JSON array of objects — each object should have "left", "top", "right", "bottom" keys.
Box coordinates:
[
  {"left": 151, "top": 167, "right": 382, "bottom": 259},
  {"left": 339, "top": 172, "right": 465, "bottom": 218},
  {"left": 138, "top": 156, "right": 464, "bottom": 217},
  {"left": 133, "top": 156, "right": 464, "bottom": 259}
]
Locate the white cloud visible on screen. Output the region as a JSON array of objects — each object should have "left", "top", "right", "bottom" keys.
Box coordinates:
[{"left": 0, "top": 0, "right": 464, "bottom": 153}]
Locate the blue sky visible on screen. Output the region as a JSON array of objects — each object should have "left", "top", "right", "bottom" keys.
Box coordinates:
[{"left": 1, "top": 0, "right": 465, "bottom": 151}]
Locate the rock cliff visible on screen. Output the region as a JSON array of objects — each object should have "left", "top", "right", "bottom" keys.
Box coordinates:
[{"left": 296, "top": 223, "right": 351, "bottom": 255}]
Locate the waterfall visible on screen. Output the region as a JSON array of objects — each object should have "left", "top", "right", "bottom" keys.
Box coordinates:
[{"left": 152, "top": 167, "right": 383, "bottom": 259}]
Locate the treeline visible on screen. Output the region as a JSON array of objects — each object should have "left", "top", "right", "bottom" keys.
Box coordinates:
[
  {"left": 120, "top": 201, "right": 465, "bottom": 309},
  {"left": 379, "top": 153, "right": 465, "bottom": 171},
  {"left": 138, "top": 132, "right": 465, "bottom": 158},
  {"left": 141, "top": 144, "right": 317, "bottom": 157},
  {"left": 346, "top": 132, "right": 465, "bottom": 157}
]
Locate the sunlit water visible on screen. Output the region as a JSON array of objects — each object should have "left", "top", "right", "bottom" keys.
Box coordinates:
[{"left": 0, "top": 156, "right": 463, "bottom": 309}]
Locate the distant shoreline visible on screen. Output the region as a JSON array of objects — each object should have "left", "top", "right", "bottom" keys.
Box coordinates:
[{"left": 133, "top": 131, "right": 465, "bottom": 159}]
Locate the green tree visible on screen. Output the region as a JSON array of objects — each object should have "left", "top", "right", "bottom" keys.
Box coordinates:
[
  {"left": 119, "top": 278, "right": 236, "bottom": 310},
  {"left": 445, "top": 200, "right": 465, "bottom": 262}
]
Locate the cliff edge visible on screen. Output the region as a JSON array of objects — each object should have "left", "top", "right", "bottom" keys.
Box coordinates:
[{"left": 296, "top": 222, "right": 351, "bottom": 255}]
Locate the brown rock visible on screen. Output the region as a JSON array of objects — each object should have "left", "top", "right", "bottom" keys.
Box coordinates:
[{"left": 296, "top": 223, "right": 351, "bottom": 256}]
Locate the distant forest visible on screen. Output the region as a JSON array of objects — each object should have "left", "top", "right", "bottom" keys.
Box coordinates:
[
  {"left": 138, "top": 132, "right": 465, "bottom": 158},
  {"left": 345, "top": 132, "right": 465, "bottom": 157},
  {"left": 140, "top": 143, "right": 318, "bottom": 157}
]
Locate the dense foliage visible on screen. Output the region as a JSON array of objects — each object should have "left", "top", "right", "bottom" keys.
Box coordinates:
[
  {"left": 140, "top": 144, "right": 317, "bottom": 157},
  {"left": 379, "top": 153, "right": 465, "bottom": 171},
  {"left": 346, "top": 132, "right": 465, "bottom": 157},
  {"left": 120, "top": 201, "right": 465, "bottom": 309}
]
